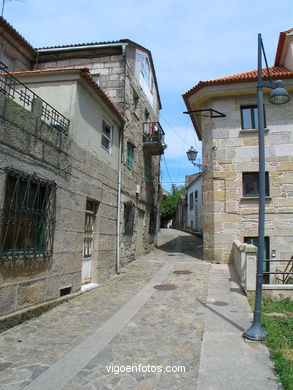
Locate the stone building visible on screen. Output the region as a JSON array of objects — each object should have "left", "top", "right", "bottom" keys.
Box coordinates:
[
  {"left": 183, "top": 28, "right": 293, "bottom": 270},
  {"left": 32, "top": 39, "right": 164, "bottom": 265},
  {"left": 185, "top": 173, "right": 203, "bottom": 233},
  {"left": 0, "top": 17, "right": 164, "bottom": 317},
  {"left": 0, "top": 64, "right": 124, "bottom": 316}
]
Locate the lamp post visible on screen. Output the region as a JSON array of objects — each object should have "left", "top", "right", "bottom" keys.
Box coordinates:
[{"left": 243, "top": 34, "right": 290, "bottom": 341}]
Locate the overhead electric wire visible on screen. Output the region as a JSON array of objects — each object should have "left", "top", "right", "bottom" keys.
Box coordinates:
[{"left": 162, "top": 154, "right": 174, "bottom": 186}]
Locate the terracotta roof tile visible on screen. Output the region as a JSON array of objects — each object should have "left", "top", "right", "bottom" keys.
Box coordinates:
[
  {"left": 183, "top": 66, "right": 293, "bottom": 98},
  {"left": 9, "top": 67, "right": 125, "bottom": 126},
  {"left": 0, "top": 16, "right": 36, "bottom": 55},
  {"left": 275, "top": 28, "right": 293, "bottom": 66}
]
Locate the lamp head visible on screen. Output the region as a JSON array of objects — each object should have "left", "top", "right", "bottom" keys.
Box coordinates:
[
  {"left": 186, "top": 146, "right": 198, "bottom": 162},
  {"left": 269, "top": 80, "right": 290, "bottom": 105}
]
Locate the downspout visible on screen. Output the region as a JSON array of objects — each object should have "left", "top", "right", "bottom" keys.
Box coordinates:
[
  {"left": 116, "top": 43, "right": 127, "bottom": 274},
  {"left": 116, "top": 127, "right": 123, "bottom": 275}
]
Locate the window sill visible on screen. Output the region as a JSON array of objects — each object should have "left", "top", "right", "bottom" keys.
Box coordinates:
[
  {"left": 239, "top": 128, "right": 269, "bottom": 135},
  {"left": 240, "top": 196, "right": 272, "bottom": 201},
  {"left": 101, "top": 145, "right": 111, "bottom": 153}
]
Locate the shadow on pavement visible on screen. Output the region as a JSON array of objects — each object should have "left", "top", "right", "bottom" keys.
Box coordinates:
[
  {"left": 196, "top": 298, "right": 245, "bottom": 332},
  {"left": 157, "top": 230, "right": 203, "bottom": 260}
]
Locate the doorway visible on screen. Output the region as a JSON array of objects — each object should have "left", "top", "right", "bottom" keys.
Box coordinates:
[{"left": 81, "top": 199, "right": 99, "bottom": 285}]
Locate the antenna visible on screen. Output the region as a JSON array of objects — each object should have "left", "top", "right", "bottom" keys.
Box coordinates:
[{"left": 1, "top": 0, "right": 26, "bottom": 18}]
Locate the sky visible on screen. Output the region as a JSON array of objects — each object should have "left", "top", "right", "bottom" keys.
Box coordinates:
[{"left": 3, "top": 0, "right": 293, "bottom": 191}]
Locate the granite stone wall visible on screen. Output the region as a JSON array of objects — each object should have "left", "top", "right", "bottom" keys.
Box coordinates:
[
  {"left": 0, "top": 93, "right": 119, "bottom": 316},
  {"left": 201, "top": 94, "right": 293, "bottom": 266}
]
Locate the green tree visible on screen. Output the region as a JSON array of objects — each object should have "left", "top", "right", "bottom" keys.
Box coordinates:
[{"left": 161, "top": 185, "right": 185, "bottom": 219}]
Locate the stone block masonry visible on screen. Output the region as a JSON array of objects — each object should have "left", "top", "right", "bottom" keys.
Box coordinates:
[{"left": 0, "top": 93, "right": 120, "bottom": 317}]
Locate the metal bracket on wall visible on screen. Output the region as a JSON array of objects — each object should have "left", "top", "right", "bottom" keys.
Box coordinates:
[{"left": 183, "top": 109, "right": 226, "bottom": 118}]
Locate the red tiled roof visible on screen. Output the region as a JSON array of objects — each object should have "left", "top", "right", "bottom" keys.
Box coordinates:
[
  {"left": 10, "top": 67, "right": 125, "bottom": 126},
  {"left": 275, "top": 28, "right": 293, "bottom": 66},
  {"left": 10, "top": 66, "right": 86, "bottom": 75},
  {"left": 0, "top": 17, "right": 36, "bottom": 56},
  {"left": 183, "top": 66, "right": 293, "bottom": 99}
]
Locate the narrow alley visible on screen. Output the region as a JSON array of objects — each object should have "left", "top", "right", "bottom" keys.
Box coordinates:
[{"left": 0, "top": 229, "right": 278, "bottom": 390}]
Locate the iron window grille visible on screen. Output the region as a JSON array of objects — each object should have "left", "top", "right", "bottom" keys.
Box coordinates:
[
  {"left": 0, "top": 62, "right": 70, "bottom": 135},
  {"left": 242, "top": 172, "right": 270, "bottom": 197},
  {"left": 240, "top": 105, "right": 266, "bottom": 130},
  {"left": 83, "top": 199, "right": 99, "bottom": 258},
  {"left": 123, "top": 202, "right": 135, "bottom": 236},
  {"left": 0, "top": 167, "right": 56, "bottom": 261}
]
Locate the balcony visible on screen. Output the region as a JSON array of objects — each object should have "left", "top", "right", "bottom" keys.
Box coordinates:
[
  {"left": 0, "top": 62, "right": 70, "bottom": 135},
  {"left": 143, "top": 122, "right": 165, "bottom": 156}
]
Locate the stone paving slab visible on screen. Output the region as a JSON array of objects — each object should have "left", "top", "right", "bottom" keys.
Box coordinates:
[
  {"left": 63, "top": 259, "right": 210, "bottom": 390},
  {"left": 0, "top": 230, "right": 209, "bottom": 390}
]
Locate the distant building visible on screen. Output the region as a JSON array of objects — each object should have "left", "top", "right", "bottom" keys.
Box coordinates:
[{"left": 185, "top": 173, "right": 203, "bottom": 233}]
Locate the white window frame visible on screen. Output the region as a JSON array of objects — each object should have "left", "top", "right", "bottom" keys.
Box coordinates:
[{"left": 101, "top": 120, "right": 112, "bottom": 153}]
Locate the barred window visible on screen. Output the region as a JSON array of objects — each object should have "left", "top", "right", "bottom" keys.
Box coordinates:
[
  {"left": 0, "top": 168, "right": 56, "bottom": 260},
  {"left": 123, "top": 202, "right": 135, "bottom": 236}
]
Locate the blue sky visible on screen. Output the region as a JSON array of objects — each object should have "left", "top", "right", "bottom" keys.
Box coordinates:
[{"left": 3, "top": 0, "right": 293, "bottom": 191}]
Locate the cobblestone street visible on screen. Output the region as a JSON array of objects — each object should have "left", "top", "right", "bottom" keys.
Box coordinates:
[{"left": 0, "top": 229, "right": 210, "bottom": 390}]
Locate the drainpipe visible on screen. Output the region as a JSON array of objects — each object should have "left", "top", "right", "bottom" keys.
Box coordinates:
[
  {"left": 116, "top": 43, "right": 127, "bottom": 274},
  {"left": 116, "top": 127, "right": 123, "bottom": 274}
]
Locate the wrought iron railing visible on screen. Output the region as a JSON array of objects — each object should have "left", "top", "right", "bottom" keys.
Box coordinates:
[
  {"left": 263, "top": 257, "right": 293, "bottom": 284},
  {"left": 0, "top": 62, "right": 70, "bottom": 135},
  {"left": 0, "top": 167, "right": 56, "bottom": 262},
  {"left": 143, "top": 122, "right": 165, "bottom": 144}
]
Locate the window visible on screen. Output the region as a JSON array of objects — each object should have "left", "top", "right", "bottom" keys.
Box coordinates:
[
  {"left": 123, "top": 202, "right": 135, "bottom": 236},
  {"left": 132, "top": 88, "right": 139, "bottom": 113},
  {"left": 126, "top": 143, "right": 135, "bottom": 170},
  {"left": 144, "top": 159, "right": 152, "bottom": 183},
  {"left": 194, "top": 191, "right": 198, "bottom": 200},
  {"left": 241, "top": 105, "right": 266, "bottom": 129},
  {"left": 144, "top": 108, "right": 150, "bottom": 122},
  {"left": 101, "top": 120, "right": 112, "bottom": 152},
  {"left": 189, "top": 192, "right": 194, "bottom": 210},
  {"left": 83, "top": 199, "right": 99, "bottom": 258},
  {"left": 244, "top": 236, "right": 270, "bottom": 282},
  {"left": 0, "top": 168, "right": 56, "bottom": 259},
  {"left": 137, "top": 52, "right": 151, "bottom": 87},
  {"left": 149, "top": 207, "right": 157, "bottom": 236},
  {"left": 242, "top": 172, "right": 269, "bottom": 197},
  {"left": 1, "top": 51, "right": 15, "bottom": 72}
]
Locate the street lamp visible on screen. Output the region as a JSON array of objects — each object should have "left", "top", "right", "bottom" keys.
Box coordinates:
[
  {"left": 186, "top": 146, "right": 207, "bottom": 171},
  {"left": 243, "top": 34, "right": 290, "bottom": 341}
]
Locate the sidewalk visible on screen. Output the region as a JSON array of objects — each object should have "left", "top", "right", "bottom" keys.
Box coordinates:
[
  {"left": 197, "top": 263, "right": 279, "bottom": 390},
  {"left": 0, "top": 230, "right": 279, "bottom": 389}
]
